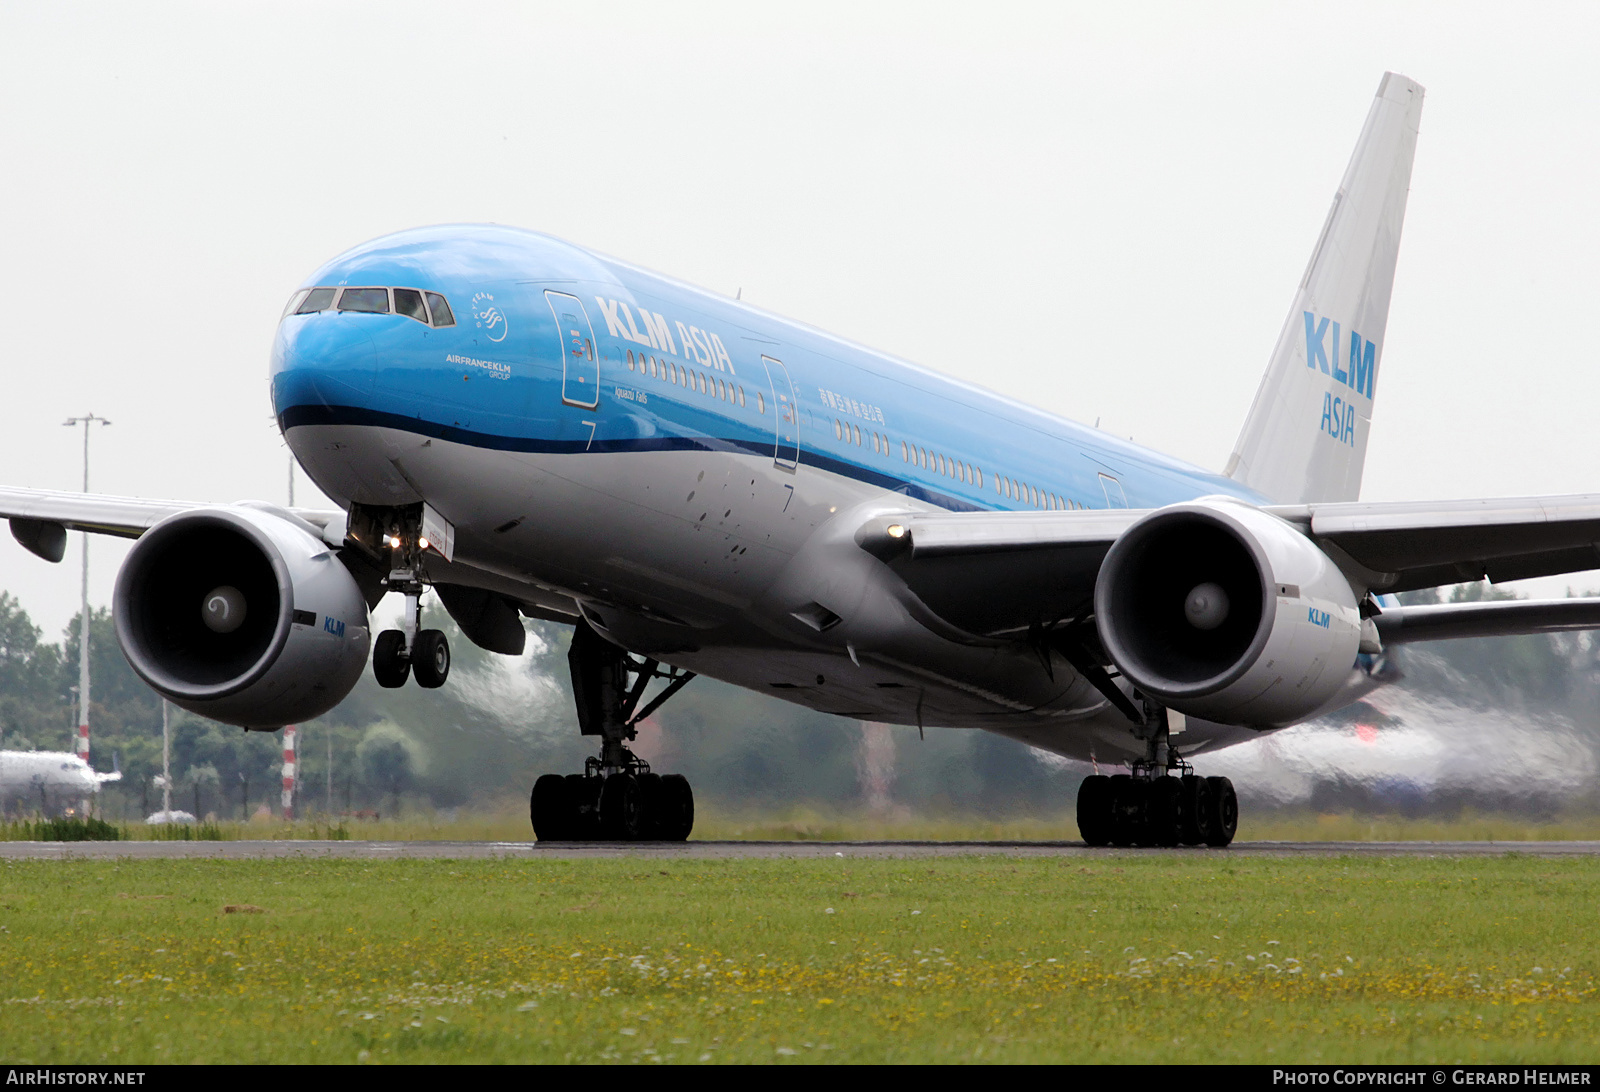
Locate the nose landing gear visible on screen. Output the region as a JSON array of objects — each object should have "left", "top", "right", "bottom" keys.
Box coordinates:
[
  {"left": 530, "top": 619, "right": 698, "bottom": 842},
  {"left": 1076, "top": 706, "right": 1238, "bottom": 848},
  {"left": 361, "top": 509, "right": 450, "bottom": 690}
]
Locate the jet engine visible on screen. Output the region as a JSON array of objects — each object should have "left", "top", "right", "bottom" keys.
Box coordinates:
[
  {"left": 1093, "top": 498, "right": 1360, "bottom": 727},
  {"left": 113, "top": 505, "right": 371, "bottom": 728}
]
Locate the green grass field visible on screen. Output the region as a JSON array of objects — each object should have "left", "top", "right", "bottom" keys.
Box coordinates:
[{"left": 1, "top": 854, "right": 1596, "bottom": 1063}]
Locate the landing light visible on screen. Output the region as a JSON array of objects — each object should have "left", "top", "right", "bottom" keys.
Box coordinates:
[
  {"left": 418, "top": 536, "right": 430, "bottom": 550},
  {"left": 886, "top": 524, "right": 906, "bottom": 539}
]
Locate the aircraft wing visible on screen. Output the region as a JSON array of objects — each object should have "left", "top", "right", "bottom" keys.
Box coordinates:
[
  {"left": 865, "top": 492, "right": 1600, "bottom": 640},
  {"left": 0, "top": 486, "right": 344, "bottom": 560},
  {"left": 1267, "top": 494, "right": 1600, "bottom": 592}
]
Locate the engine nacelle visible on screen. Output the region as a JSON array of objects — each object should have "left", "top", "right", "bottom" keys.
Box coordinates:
[
  {"left": 1093, "top": 498, "right": 1360, "bottom": 727},
  {"left": 113, "top": 505, "right": 371, "bottom": 729}
]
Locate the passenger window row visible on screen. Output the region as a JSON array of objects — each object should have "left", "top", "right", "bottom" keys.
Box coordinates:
[
  {"left": 995, "top": 472, "right": 1084, "bottom": 511},
  {"left": 844, "top": 428, "right": 1088, "bottom": 509},
  {"left": 285, "top": 286, "right": 456, "bottom": 328},
  {"left": 834, "top": 418, "right": 894, "bottom": 457},
  {"left": 898, "top": 438, "right": 983, "bottom": 489},
  {"left": 627, "top": 350, "right": 753, "bottom": 413}
]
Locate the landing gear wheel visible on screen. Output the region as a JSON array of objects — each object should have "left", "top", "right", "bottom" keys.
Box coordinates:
[
  {"left": 1108, "top": 775, "right": 1140, "bottom": 846},
  {"left": 636, "top": 773, "right": 665, "bottom": 840},
  {"left": 531, "top": 774, "right": 570, "bottom": 841},
  {"left": 1204, "top": 776, "right": 1238, "bottom": 847},
  {"left": 565, "top": 774, "right": 600, "bottom": 839},
  {"left": 412, "top": 629, "right": 450, "bottom": 689},
  {"left": 658, "top": 774, "right": 693, "bottom": 841},
  {"left": 1147, "top": 777, "right": 1182, "bottom": 847},
  {"left": 599, "top": 773, "right": 643, "bottom": 839},
  {"left": 1076, "top": 775, "right": 1113, "bottom": 846},
  {"left": 373, "top": 629, "right": 410, "bottom": 688},
  {"left": 1179, "top": 775, "right": 1212, "bottom": 846}
]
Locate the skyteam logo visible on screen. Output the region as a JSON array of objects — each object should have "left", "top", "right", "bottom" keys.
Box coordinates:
[
  {"left": 472, "top": 292, "right": 508, "bottom": 343},
  {"left": 1305, "top": 311, "right": 1376, "bottom": 447}
]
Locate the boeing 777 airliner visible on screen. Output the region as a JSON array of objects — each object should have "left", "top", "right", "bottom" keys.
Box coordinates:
[{"left": 6, "top": 73, "right": 1600, "bottom": 845}]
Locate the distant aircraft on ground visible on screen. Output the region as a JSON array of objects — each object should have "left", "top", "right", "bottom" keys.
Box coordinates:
[
  {"left": 4, "top": 72, "right": 1597, "bottom": 846},
  {"left": 0, "top": 750, "right": 120, "bottom": 817}
]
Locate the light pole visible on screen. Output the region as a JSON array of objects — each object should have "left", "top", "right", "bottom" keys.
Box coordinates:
[{"left": 62, "top": 413, "right": 110, "bottom": 765}]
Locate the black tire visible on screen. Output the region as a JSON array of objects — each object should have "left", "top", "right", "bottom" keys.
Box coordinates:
[
  {"left": 531, "top": 774, "right": 569, "bottom": 841},
  {"left": 1108, "top": 774, "right": 1140, "bottom": 846},
  {"left": 599, "top": 773, "right": 643, "bottom": 840},
  {"left": 373, "top": 629, "right": 410, "bottom": 688},
  {"left": 565, "top": 773, "right": 599, "bottom": 840},
  {"left": 659, "top": 774, "right": 693, "bottom": 841},
  {"left": 1178, "top": 775, "right": 1210, "bottom": 846},
  {"left": 635, "top": 773, "right": 665, "bottom": 840},
  {"left": 1076, "top": 775, "right": 1113, "bottom": 846},
  {"left": 1147, "top": 777, "right": 1182, "bottom": 847},
  {"left": 412, "top": 629, "right": 450, "bottom": 689},
  {"left": 1204, "top": 775, "right": 1238, "bottom": 847}
]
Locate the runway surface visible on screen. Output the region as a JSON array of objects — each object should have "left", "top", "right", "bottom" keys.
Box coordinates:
[{"left": 3, "top": 839, "right": 1600, "bottom": 859}]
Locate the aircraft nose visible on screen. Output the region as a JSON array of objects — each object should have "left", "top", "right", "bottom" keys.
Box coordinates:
[{"left": 271, "top": 313, "right": 377, "bottom": 417}]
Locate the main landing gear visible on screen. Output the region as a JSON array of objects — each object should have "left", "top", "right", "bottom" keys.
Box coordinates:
[
  {"left": 367, "top": 511, "right": 450, "bottom": 690},
  {"left": 1076, "top": 706, "right": 1238, "bottom": 848},
  {"left": 530, "top": 620, "right": 698, "bottom": 842}
]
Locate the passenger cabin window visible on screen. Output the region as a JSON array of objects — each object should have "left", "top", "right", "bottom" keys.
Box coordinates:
[
  {"left": 339, "top": 288, "right": 389, "bottom": 314},
  {"left": 295, "top": 287, "right": 336, "bottom": 314},
  {"left": 425, "top": 292, "right": 455, "bottom": 326},
  {"left": 394, "top": 288, "right": 428, "bottom": 323}
]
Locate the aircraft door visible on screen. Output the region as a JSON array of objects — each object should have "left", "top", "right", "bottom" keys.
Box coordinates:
[
  {"left": 762, "top": 356, "right": 799, "bottom": 470},
  {"left": 546, "top": 291, "right": 599, "bottom": 409},
  {"left": 1099, "top": 472, "right": 1128, "bottom": 508}
]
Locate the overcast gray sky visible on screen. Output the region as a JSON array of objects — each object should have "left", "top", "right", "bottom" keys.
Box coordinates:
[{"left": 2, "top": 1, "right": 1597, "bottom": 638}]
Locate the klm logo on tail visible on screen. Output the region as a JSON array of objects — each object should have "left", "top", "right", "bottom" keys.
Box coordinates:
[{"left": 1305, "top": 312, "right": 1377, "bottom": 447}]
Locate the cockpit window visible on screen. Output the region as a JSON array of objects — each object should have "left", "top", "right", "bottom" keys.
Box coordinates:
[
  {"left": 295, "top": 287, "right": 337, "bottom": 315},
  {"left": 394, "top": 288, "right": 428, "bottom": 323},
  {"left": 285, "top": 284, "right": 456, "bottom": 326},
  {"left": 338, "top": 288, "right": 390, "bottom": 313},
  {"left": 425, "top": 292, "right": 455, "bottom": 327}
]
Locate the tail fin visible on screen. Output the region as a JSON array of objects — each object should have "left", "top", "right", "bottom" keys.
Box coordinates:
[{"left": 1224, "top": 72, "right": 1424, "bottom": 504}]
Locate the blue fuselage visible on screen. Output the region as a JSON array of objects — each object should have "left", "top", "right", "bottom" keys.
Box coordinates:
[
  {"left": 270, "top": 224, "right": 1273, "bottom": 758},
  {"left": 273, "top": 224, "right": 1253, "bottom": 517}
]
